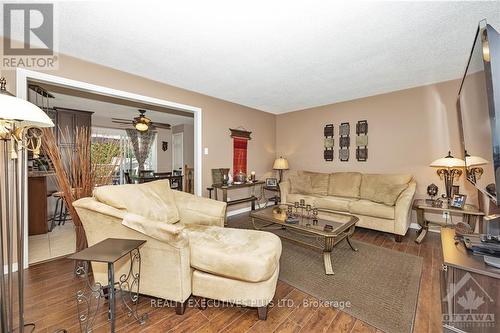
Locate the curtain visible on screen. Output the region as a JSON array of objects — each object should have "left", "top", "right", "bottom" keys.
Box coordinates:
[
  {"left": 233, "top": 137, "right": 248, "bottom": 175},
  {"left": 126, "top": 129, "right": 156, "bottom": 171}
]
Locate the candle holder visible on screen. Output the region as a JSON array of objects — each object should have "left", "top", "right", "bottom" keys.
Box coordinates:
[
  {"left": 306, "top": 204, "right": 312, "bottom": 219},
  {"left": 294, "top": 201, "right": 300, "bottom": 216}
]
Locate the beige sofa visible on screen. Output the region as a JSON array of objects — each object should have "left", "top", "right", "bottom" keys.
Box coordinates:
[
  {"left": 280, "top": 171, "right": 416, "bottom": 241},
  {"left": 73, "top": 180, "right": 282, "bottom": 319}
]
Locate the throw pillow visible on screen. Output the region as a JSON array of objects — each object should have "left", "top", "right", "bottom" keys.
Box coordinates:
[
  {"left": 93, "top": 180, "right": 180, "bottom": 223},
  {"left": 327, "top": 172, "right": 362, "bottom": 198},
  {"left": 298, "top": 171, "right": 330, "bottom": 195},
  {"left": 289, "top": 175, "right": 313, "bottom": 194}
]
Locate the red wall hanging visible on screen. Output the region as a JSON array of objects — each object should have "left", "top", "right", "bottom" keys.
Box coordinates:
[{"left": 230, "top": 128, "right": 252, "bottom": 176}]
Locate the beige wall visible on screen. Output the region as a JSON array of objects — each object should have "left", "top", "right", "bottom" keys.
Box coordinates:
[
  {"left": 276, "top": 79, "right": 478, "bottom": 206},
  {"left": 1, "top": 50, "right": 276, "bottom": 211},
  {"left": 1, "top": 47, "right": 486, "bottom": 218}
]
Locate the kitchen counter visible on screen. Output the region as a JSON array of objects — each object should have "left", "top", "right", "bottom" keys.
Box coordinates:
[{"left": 28, "top": 171, "right": 56, "bottom": 177}]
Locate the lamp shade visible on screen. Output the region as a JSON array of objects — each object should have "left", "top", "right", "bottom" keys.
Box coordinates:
[
  {"left": 0, "top": 93, "right": 54, "bottom": 128},
  {"left": 273, "top": 157, "right": 289, "bottom": 170},
  {"left": 430, "top": 156, "right": 465, "bottom": 168},
  {"left": 465, "top": 155, "right": 489, "bottom": 167}
]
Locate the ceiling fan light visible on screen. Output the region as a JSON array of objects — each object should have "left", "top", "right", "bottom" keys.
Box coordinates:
[{"left": 135, "top": 122, "right": 149, "bottom": 132}]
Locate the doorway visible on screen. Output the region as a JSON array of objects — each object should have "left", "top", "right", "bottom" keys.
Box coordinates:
[{"left": 17, "top": 68, "right": 202, "bottom": 268}]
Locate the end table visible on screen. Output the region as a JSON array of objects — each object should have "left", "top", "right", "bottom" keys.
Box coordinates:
[
  {"left": 68, "top": 238, "right": 148, "bottom": 333},
  {"left": 412, "top": 199, "right": 484, "bottom": 244}
]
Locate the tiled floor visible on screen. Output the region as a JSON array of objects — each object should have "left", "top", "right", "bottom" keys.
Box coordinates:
[{"left": 28, "top": 221, "right": 76, "bottom": 264}]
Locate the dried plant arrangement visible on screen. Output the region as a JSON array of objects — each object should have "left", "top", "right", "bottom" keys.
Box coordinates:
[{"left": 41, "top": 126, "right": 120, "bottom": 251}]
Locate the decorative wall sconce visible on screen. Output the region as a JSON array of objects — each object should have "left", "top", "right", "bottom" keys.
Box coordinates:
[{"left": 162, "top": 141, "right": 168, "bottom": 151}]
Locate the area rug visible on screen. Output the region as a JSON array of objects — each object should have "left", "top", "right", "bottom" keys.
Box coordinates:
[{"left": 230, "top": 217, "right": 423, "bottom": 333}]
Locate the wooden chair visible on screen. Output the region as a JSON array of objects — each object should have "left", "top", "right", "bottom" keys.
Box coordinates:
[{"left": 124, "top": 171, "right": 132, "bottom": 184}]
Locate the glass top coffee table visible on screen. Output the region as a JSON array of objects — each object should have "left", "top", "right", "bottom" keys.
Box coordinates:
[{"left": 250, "top": 205, "right": 359, "bottom": 275}]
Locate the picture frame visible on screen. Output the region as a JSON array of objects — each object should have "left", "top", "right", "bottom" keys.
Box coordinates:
[
  {"left": 450, "top": 194, "right": 467, "bottom": 209},
  {"left": 324, "top": 149, "right": 334, "bottom": 161},
  {"left": 339, "top": 148, "right": 349, "bottom": 161},
  {"left": 266, "top": 177, "right": 278, "bottom": 187},
  {"left": 339, "top": 122, "right": 350, "bottom": 136}
]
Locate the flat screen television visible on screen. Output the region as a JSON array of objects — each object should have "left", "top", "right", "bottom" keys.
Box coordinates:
[{"left": 458, "top": 22, "right": 500, "bottom": 205}]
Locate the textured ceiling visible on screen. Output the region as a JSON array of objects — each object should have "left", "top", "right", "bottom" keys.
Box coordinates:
[{"left": 5, "top": 1, "right": 500, "bottom": 114}]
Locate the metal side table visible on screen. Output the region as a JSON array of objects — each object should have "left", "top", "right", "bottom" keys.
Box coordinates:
[
  {"left": 412, "top": 199, "right": 484, "bottom": 244},
  {"left": 68, "top": 238, "right": 148, "bottom": 333}
]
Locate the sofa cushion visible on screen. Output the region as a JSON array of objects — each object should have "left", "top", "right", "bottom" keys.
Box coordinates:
[
  {"left": 289, "top": 175, "right": 313, "bottom": 194},
  {"left": 298, "top": 171, "right": 330, "bottom": 195},
  {"left": 327, "top": 172, "right": 362, "bottom": 198},
  {"left": 93, "top": 180, "right": 180, "bottom": 224},
  {"left": 186, "top": 225, "right": 282, "bottom": 283},
  {"left": 349, "top": 199, "right": 395, "bottom": 220},
  {"left": 360, "top": 174, "right": 412, "bottom": 203},
  {"left": 315, "top": 196, "right": 358, "bottom": 212}
]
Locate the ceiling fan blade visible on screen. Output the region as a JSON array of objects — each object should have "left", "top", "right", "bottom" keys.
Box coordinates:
[
  {"left": 152, "top": 122, "right": 171, "bottom": 129},
  {"left": 111, "top": 120, "right": 131, "bottom": 124},
  {"left": 112, "top": 118, "right": 132, "bottom": 122}
]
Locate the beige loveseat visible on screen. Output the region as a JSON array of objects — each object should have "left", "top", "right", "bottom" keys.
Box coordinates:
[
  {"left": 280, "top": 171, "right": 416, "bottom": 241},
  {"left": 73, "top": 180, "right": 282, "bottom": 319}
]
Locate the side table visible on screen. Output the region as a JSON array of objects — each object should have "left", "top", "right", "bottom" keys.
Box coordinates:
[
  {"left": 68, "top": 238, "right": 148, "bottom": 333},
  {"left": 264, "top": 186, "right": 280, "bottom": 205},
  {"left": 412, "top": 199, "right": 484, "bottom": 244}
]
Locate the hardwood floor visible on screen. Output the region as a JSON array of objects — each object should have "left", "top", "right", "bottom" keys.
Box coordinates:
[{"left": 22, "top": 213, "right": 442, "bottom": 333}]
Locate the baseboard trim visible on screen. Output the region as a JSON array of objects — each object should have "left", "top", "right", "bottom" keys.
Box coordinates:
[
  {"left": 410, "top": 222, "right": 440, "bottom": 233},
  {"left": 227, "top": 206, "right": 252, "bottom": 217},
  {"left": 3, "top": 263, "right": 18, "bottom": 274}
]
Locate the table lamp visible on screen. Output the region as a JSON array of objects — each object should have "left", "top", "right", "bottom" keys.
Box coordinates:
[
  {"left": 0, "top": 77, "right": 54, "bottom": 333},
  {"left": 273, "top": 156, "right": 289, "bottom": 183},
  {"left": 429, "top": 151, "right": 465, "bottom": 200},
  {"left": 465, "top": 152, "right": 489, "bottom": 183}
]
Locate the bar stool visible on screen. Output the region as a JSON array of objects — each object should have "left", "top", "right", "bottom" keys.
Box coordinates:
[{"left": 49, "top": 191, "right": 69, "bottom": 232}]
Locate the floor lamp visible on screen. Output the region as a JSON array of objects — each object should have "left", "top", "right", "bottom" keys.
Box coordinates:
[{"left": 0, "top": 77, "right": 54, "bottom": 333}]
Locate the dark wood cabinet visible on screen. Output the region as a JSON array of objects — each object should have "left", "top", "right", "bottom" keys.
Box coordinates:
[
  {"left": 55, "top": 107, "right": 92, "bottom": 146},
  {"left": 28, "top": 107, "right": 92, "bottom": 235},
  {"left": 441, "top": 228, "right": 500, "bottom": 333},
  {"left": 28, "top": 176, "right": 48, "bottom": 235}
]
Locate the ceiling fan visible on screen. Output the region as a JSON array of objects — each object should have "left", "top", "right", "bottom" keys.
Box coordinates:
[{"left": 112, "top": 109, "right": 171, "bottom": 132}]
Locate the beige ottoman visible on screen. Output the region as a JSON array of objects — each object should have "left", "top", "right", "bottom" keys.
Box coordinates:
[{"left": 186, "top": 225, "right": 282, "bottom": 319}]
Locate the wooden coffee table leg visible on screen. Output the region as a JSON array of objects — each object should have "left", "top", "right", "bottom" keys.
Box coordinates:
[{"left": 323, "top": 237, "right": 335, "bottom": 275}]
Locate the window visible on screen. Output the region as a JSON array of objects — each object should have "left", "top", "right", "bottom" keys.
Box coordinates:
[{"left": 91, "top": 127, "right": 157, "bottom": 184}]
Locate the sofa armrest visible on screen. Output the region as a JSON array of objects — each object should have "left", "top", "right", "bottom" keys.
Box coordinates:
[
  {"left": 73, "top": 197, "right": 192, "bottom": 302},
  {"left": 73, "top": 197, "right": 187, "bottom": 245},
  {"left": 173, "top": 191, "right": 227, "bottom": 227},
  {"left": 279, "top": 180, "right": 290, "bottom": 204},
  {"left": 394, "top": 180, "right": 417, "bottom": 236}
]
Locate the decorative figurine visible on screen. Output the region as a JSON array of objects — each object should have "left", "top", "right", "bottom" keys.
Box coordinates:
[{"left": 427, "top": 183, "right": 438, "bottom": 200}]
